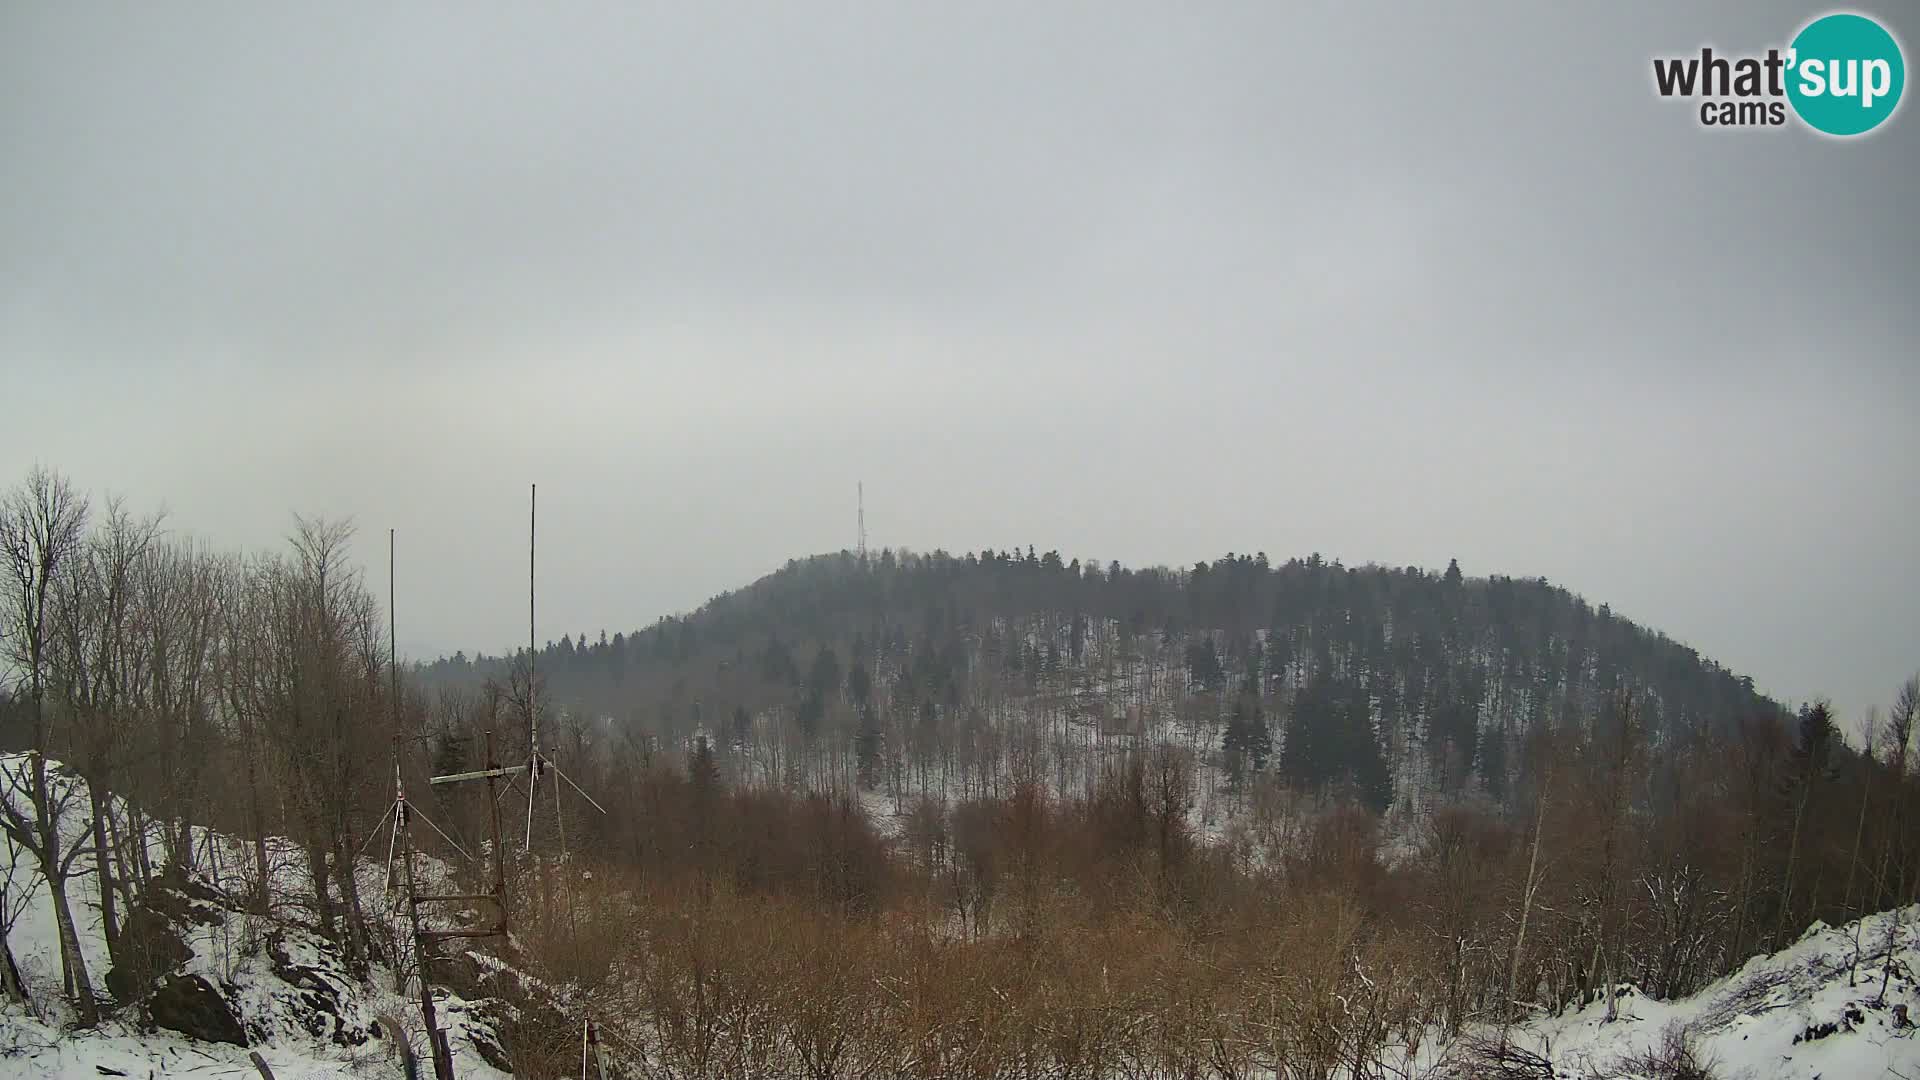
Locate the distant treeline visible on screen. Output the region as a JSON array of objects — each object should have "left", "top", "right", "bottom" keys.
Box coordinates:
[{"left": 419, "top": 547, "right": 1785, "bottom": 811}]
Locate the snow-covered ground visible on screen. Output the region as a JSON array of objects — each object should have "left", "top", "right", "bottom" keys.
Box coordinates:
[
  {"left": 0, "top": 754, "right": 512, "bottom": 1080},
  {"left": 1434, "top": 907, "right": 1920, "bottom": 1079}
]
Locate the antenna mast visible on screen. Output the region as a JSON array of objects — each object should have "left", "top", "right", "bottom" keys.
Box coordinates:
[
  {"left": 411, "top": 487, "right": 605, "bottom": 1064},
  {"left": 385, "top": 529, "right": 461, "bottom": 1080},
  {"left": 857, "top": 481, "right": 866, "bottom": 562},
  {"left": 404, "top": 493, "right": 624, "bottom": 1070},
  {"left": 390, "top": 529, "right": 398, "bottom": 726},
  {"left": 530, "top": 482, "right": 537, "bottom": 771}
]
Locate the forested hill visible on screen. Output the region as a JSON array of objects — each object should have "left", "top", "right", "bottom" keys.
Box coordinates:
[{"left": 416, "top": 549, "right": 1785, "bottom": 814}]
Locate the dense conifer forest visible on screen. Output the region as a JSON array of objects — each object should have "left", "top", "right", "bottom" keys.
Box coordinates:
[{"left": 418, "top": 547, "right": 1786, "bottom": 818}]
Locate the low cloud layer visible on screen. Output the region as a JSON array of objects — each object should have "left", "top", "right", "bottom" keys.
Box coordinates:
[{"left": 3, "top": 2, "right": 1915, "bottom": 721}]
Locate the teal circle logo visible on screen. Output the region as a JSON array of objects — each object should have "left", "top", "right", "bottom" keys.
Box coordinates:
[{"left": 1786, "top": 12, "right": 1905, "bottom": 136}]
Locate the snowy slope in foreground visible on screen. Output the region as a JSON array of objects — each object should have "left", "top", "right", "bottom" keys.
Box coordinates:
[
  {"left": 1476, "top": 907, "right": 1920, "bottom": 1079},
  {"left": 0, "top": 754, "right": 512, "bottom": 1079}
]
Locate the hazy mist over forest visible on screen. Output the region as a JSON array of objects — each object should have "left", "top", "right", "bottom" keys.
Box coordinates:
[
  {"left": 6, "top": 6, "right": 1920, "bottom": 1079},
  {"left": 5, "top": 2, "right": 1916, "bottom": 722}
]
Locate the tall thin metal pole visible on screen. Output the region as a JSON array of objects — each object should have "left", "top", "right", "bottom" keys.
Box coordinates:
[
  {"left": 529, "top": 484, "right": 537, "bottom": 761},
  {"left": 393, "top": 532, "right": 454, "bottom": 1080},
  {"left": 527, "top": 484, "right": 540, "bottom": 853},
  {"left": 403, "top": 783, "right": 453, "bottom": 1080},
  {"left": 389, "top": 529, "right": 398, "bottom": 721},
  {"left": 484, "top": 730, "right": 507, "bottom": 933}
]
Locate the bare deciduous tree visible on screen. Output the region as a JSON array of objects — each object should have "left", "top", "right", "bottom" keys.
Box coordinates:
[
  {"left": 47, "top": 497, "right": 163, "bottom": 971},
  {"left": 0, "top": 467, "right": 99, "bottom": 1024},
  {"left": 1875, "top": 675, "right": 1917, "bottom": 1005}
]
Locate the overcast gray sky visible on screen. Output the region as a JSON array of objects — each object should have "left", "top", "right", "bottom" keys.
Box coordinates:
[{"left": 3, "top": 3, "right": 1914, "bottom": 723}]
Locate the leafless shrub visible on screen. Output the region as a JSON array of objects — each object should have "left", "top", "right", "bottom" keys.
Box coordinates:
[
  {"left": 1605, "top": 1022, "right": 1719, "bottom": 1080},
  {"left": 1443, "top": 1032, "right": 1556, "bottom": 1080},
  {"left": 1691, "top": 964, "right": 1797, "bottom": 1030}
]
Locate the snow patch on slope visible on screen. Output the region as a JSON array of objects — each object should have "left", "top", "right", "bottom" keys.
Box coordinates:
[
  {"left": 0, "top": 754, "right": 514, "bottom": 1080},
  {"left": 1477, "top": 907, "right": 1920, "bottom": 1078}
]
